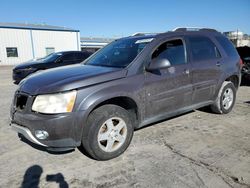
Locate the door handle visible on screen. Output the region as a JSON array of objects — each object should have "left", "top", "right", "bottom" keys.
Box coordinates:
[
  {"left": 183, "top": 69, "right": 190, "bottom": 74},
  {"left": 216, "top": 62, "right": 221, "bottom": 67}
]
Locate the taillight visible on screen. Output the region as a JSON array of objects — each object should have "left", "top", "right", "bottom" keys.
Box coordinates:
[{"left": 240, "top": 59, "right": 244, "bottom": 68}]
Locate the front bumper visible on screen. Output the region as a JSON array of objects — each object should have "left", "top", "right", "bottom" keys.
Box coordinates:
[
  {"left": 10, "top": 88, "right": 90, "bottom": 152},
  {"left": 11, "top": 123, "right": 47, "bottom": 147},
  {"left": 10, "top": 110, "right": 83, "bottom": 149},
  {"left": 12, "top": 71, "right": 26, "bottom": 84},
  {"left": 10, "top": 89, "right": 85, "bottom": 150}
]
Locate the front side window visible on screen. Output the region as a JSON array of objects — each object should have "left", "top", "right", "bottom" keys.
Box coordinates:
[
  {"left": 42, "top": 52, "right": 62, "bottom": 62},
  {"left": 152, "top": 39, "right": 186, "bottom": 65},
  {"left": 86, "top": 37, "right": 154, "bottom": 68},
  {"left": 189, "top": 36, "right": 221, "bottom": 62},
  {"left": 6, "top": 47, "right": 18, "bottom": 57}
]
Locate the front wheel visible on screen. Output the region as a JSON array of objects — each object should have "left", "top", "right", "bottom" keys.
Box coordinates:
[
  {"left": 81, "top": 104, "right": 134, "bottom": 160},
  {"left": 210, "top": 81, "right": 236, "bottom": 114}
]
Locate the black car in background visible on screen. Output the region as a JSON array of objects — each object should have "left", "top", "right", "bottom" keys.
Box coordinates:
[
  {"left": 12, "top": 51, "right": 92, "bottom": 84},
  {"left": 237, "top": 46, "right": 250, "bottom": 81}
]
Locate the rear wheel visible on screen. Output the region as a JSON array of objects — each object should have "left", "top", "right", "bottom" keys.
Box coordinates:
[
  {"left": 210, "top": 81, "right": 236, "bottom": 114},
  {"left": 81, "top": 104, "right": 134, "bottom": 160}
]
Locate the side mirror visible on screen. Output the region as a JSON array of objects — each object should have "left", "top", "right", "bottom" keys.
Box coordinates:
[{"left": 146, "top": 58, "right": 171, "bottom": 71}]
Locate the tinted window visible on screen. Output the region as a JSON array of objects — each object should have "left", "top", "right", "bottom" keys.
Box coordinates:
[
  {"left": 152, "top": 39, "right": 186, "bottom": 65},
  {"left": 61, "top": 53, "right": 75, "bottom": 61},
  {"left": 189, "top": 36, "right": 220, "bottom": 61},
  {"left": 215, "top": 36, "right": 238, "bottom": 57},
  {"left": 75, "top": 52, "right": 91, "bottom": 60},
  {"left": 6, "top": 47, "right": 18, "bottom": 57},
  {"left": 42, "top": 52, "right": 62, "bottom": 62}
]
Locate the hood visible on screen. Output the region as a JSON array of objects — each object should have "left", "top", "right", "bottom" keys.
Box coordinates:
[
  {"left": 19, "top": 64, "right": 126, "bottom": 95},
  {"left": 14, "top": 59, "right": 44, "bottom": 70}
]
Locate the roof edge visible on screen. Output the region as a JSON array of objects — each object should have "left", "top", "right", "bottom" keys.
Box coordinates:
[{"left": 0, "top": 25, "right": 79, "bottom": 32}]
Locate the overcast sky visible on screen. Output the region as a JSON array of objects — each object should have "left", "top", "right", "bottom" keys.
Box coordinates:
[{"left": 1, "top": 0, "right": 250, "bottom": 37}]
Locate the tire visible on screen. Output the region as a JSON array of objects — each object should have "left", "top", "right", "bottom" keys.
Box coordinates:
[
  {"left": 210, "top": 81, "right": 236, "bottom": 114},
  {"left": 81, "top": 104, "right": 134, "bottom": 160}
]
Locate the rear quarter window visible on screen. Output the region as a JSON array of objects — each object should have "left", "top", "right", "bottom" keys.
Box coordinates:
[
  {"left": 188, "top": 36, "right": 220, "bottom": 62},
  {"left": 215, "top": 36, "right": 239, "bottom": 57}
]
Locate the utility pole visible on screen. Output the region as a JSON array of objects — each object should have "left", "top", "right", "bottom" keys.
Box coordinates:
[{"left": 236, "top": 29, "right": 238, "bottom": 47}]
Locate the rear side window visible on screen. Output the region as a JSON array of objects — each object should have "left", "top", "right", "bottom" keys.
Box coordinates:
[
  {"left": 61, "top": 53, "right": 75, "bottom": 61},
  {"left": 152, "top": 39, "right": 186, "bottom": 65},
  {"left": 189, "top": 36, "right": 220, "bottom": 61},
  {"left": 215, "top": 36, "right": 238, "bottom": 57},
  {"left": 76, "top": 52, "right": 91, "bottom": 60}
]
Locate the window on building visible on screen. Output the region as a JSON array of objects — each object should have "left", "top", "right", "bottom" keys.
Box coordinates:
[
  {"left": 45, "top": 47, "right": 55, "bottom": 55},
  {"left": 152, "top": 39, "right": 186, "bottom": 65},
  {"left": 188, "top": 36, "right": 221, "bottom": 61},
  {"left": 6, "top": 47, "right": 18, "bottom": 57}
]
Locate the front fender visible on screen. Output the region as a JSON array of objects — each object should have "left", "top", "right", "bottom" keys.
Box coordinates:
[{"left": 74, "top": 75, "right": 145, "bottom": 141}]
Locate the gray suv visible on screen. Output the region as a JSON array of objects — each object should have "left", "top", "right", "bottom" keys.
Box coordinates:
[{"left": 10, "top": 28, "right": 241, "bottom": 160}]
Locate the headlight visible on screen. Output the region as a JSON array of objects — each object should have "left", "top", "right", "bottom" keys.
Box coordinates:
[{"left": 32, "top": 90, "right": 77, "bottom": 114}]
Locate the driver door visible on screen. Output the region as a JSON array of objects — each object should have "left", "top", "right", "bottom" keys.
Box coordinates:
[{"left": 144, "top": 38, "right": 193, "bottom": 119}]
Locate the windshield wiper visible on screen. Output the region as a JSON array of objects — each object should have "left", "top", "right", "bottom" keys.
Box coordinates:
[{"left": 88, "top": 64, "right": 124, "bottom": 68}]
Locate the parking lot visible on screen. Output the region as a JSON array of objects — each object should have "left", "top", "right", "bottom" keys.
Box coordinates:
[{"left": 0, "top": 66, "right": 250, "bottom": 188}]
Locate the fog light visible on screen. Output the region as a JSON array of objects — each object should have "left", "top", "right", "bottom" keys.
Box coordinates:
[{"left": 35, "top": 130, "right": 49, "bottom": 140}]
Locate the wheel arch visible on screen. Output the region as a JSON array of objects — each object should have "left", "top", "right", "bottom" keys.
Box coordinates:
[
  {"left": 77, "top": 95, "right": 140, "bottom": 142},
  {"left": 225, "top": 75, "right": 240, "bottom": 90},
  {"left": 213, "top": 74, "right": 239, "bottom": 102},
  {"left": 94, "top": 96, "right": 139, "bottom": 125}
]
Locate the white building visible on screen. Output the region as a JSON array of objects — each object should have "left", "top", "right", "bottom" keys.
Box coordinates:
[
  {"left": 80, "top": 37, "right": 114, "bottom": 53},
  {"left": 0, "top": 23, "right": 80, "bottom": 65},
  {"left": 224, "top": 31, "right": 250, "bottom": 47}
]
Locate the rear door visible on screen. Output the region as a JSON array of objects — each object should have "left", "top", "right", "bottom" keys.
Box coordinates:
[
  {"left": 144, "top": 38, "right": 193, "bottom": 119},
  {"left": 186, "top": 36, "right": 222, "bottom": 105}
]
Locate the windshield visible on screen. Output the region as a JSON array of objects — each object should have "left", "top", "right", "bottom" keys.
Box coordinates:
[
  {"left": 42, "top": 52, "right": 62, "bottom": 62},
  {"left": 85, "top": 37, "right": 154, "bottom": 68}
]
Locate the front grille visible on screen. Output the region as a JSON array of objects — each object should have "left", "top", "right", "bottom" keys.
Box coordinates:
[{"left": 16, "top": 94, "right": 28, "bottom": 110}]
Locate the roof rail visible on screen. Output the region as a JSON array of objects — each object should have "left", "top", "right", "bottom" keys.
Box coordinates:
[
  {"left": 173, "top": 27, "right": 218, "bottom": 32},
  {"left": 131, "top": 32, "right": 159, "bottom": 36}
]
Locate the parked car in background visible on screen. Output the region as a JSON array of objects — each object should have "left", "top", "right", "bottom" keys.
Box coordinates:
[
  {"left": 12, "top": 51, "right": 93, "bottom": 84},
  {"left": 10, "top": 28, "right": 241, "bottom": 160},
  {"left": 237, "top": 46, "right": 250, "bottom": 81},
  {"left": 242, "top": 57, "right": 250, "bottom": 79}
]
